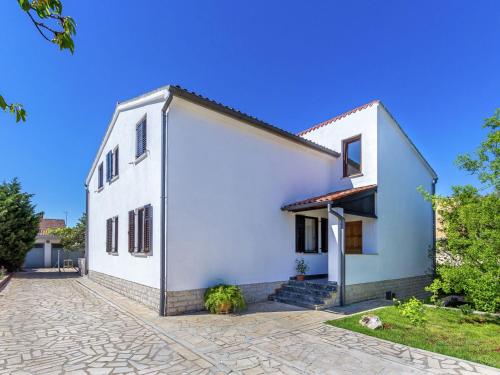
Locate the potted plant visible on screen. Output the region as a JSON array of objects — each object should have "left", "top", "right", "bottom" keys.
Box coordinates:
[
  {"left": 295, "top": 258, "right": 309, "bottom": 281},
  {"left": 204, "top": 284, "right": 246, "bottom": 314}
]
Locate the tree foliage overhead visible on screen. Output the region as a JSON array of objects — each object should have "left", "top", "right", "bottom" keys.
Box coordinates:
[
  {"left": 1, "top": 0, "right": 76, "bottom": 124},
  {"left": 0, "top": 179, "right": 42, "bottom": 271},
  {"left": 424, "top": 109, "right": 500, "bottom": 312},
  {"left": 48, "top": 213, "right": 86, "bottom": 251},
  {"left": 456, "top": 109, "right": 500, "bottom": 192}
]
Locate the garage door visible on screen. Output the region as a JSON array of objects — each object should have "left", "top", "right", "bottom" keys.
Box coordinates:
[
  {"left": 51, "top": 244, "right": 84, "bottom": 268},
  {"left": 24, "top": 244, "right": 45, "bottom": 268}
]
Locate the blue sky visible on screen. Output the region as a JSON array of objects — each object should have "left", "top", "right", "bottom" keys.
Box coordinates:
[{"left": 0, "top": 1, "right": 499, "bottom": 226}]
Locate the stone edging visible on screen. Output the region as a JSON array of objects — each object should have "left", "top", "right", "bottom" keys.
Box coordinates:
[{"left": 0, "top": 274, "right": 12, "bottom": 292}]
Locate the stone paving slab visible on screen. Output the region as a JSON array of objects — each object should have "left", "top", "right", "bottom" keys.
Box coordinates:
[
  {"left": 1, "top": 270, "right": 498, "bottom": 375},
  {"left": 0, "top": 271, "right": 230, "bottom": 374}
]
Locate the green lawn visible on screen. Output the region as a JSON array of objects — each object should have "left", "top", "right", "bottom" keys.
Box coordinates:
[{"left": 326, "top": 306, "right": 500, "bottom": 368}]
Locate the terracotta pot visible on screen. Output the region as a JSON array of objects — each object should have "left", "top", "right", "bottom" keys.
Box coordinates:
[
  {"left": 296, "top": 275, "right": 305, "bottom": 281},
  {"left": 217, "top": 301, "right": 232, "bottom": 314}
]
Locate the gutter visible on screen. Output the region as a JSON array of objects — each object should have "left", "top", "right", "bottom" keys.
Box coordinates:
[
  {"left": 431, "top": 177, "right": 438, "bottom": 278},
  {"left": 85, "top": 184, "right": 89, "bottom": 275},
  {"left": 159, "top": 94, "right": 173, "bottom": 316},
  {"left": 328, "top": 205, "right": 345, "bottom": 306}
]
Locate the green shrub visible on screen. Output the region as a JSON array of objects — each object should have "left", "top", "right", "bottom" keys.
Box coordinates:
[
  {"left": 459, "top": 304, "right": 473, "bottom": 316},
  {"left": 204, "top": 284, "right": 246, "bottom": 314},
  {"left": 394, "top": 297, "right": 427, "bottom": 326}
]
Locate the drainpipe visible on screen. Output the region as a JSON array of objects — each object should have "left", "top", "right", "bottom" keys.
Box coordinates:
[
  {"left": 159, "top": 94, "right": 173, "bottom": 316},
  {"left": 328, "top": 205, "right": 345, "bottom": 306},
  {"left": 431, "top": 177, "right": 438, "bottom": 278},
  {"left": 85, "top": 184, "right": 89, "bottom": 275}
]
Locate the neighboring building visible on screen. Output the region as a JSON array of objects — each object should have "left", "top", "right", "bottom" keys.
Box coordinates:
[
  {"left": 23, "top": 218, "right": 83, "bottom": 269},
  {"left": 85, "top": 85, "right": 437, "bottom": 315}
]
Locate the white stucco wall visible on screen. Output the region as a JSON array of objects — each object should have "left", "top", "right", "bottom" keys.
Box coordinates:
[
  {"left": 345, "top": 106, "right": 435, "bottom": 285},
  {"left": 300, "top": 103, "right": 378, "bottom": 191},
  {"left": 87, "top": 92, "right": 166, "bottom": 289},
  {"left": 165, "top": 98, "right": 336, "bottom": 291}
]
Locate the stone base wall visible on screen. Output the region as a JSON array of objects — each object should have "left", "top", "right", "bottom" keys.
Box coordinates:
[
  {"left": 88, "top": 270, "right": 284, "bottom": 316},
  {"left": 88, "top": 270, "right": 160, "bottom": 311},
  {"left": 166, "top": 280, "right": 285, "bottom": 315},
  {"left": 345, "top": 274, "right": 432, "bottom": 304}
]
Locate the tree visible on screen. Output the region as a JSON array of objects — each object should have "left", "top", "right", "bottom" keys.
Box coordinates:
[
  {"left": 0, "top": 179, "right": 42, "bottom": 271},
  {"left": 1, "top": 0, "right": 76, "bottom": 123},
  {"left": 48, "top": 213, "right": 86, "bottom": 251},
  {"left": 423, "top": 109, "right": 500, "bottom": 312}
]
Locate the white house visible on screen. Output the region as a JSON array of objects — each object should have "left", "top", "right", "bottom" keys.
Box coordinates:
[
  {"left": 85, "top": 85, "right": 437, "bottom": 315},
  {"left": 24, "top": 218, "right": 83, "bottom": 269}
]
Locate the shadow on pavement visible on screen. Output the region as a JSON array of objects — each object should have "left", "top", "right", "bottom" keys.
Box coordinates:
[{"left": 15, "top": 268, "right": 80, "bottom": 279}]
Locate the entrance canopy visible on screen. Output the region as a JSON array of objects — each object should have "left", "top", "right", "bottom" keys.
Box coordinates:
[{"left": 282, "top": 184, "right": 377, "bottom": 218}]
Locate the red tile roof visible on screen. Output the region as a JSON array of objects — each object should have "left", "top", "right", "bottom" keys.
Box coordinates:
[
  {"left": 282, "top": 184, "right": 377, "bottom": 211},
  {"left": 297, "top": 100, "right": 380, "bottom": 136},
  {"left": 38, "top": 218, "right": 66, "bottom": 235}
]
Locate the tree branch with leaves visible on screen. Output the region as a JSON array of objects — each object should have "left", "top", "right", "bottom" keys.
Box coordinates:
[{"left": 1, "top": 0, "right": 76, "bottom": 124}]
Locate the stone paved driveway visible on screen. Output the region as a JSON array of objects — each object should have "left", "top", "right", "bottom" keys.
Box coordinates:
[{"left": 1, "top": 270, "right": 498, "bottom": 375}]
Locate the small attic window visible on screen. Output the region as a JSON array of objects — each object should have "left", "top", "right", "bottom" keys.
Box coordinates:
[{"left": 343, "top": 135, "right": 362, "bottom": 177}]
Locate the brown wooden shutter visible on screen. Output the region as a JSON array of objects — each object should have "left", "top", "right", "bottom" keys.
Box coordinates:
[
  {"left": 345, "top": 221, "right": 362, "bottom": 254},
  {"left": 144, "top": 205, "right": 152, "bottom": 253},
  {"left": 106, "top": 218, "right": 112, "bottom": 252},
  {"left": 114, "top": 216, "right": 118, "bottom": 252},
  {"left": 321, "top": 218, "right": 328, "bottom": 253},
  {"left": 295, "top": 215, "right": 305, "bottom": 253},
  {"left": 137, "top": 208, "right": 144, "bottom": 252},
  {"left": 114, "top": 147, "right": 119, "bottom": 177},
  {"left": 142, "top": 121, "right": 147, "bottom": 156},
  {"left": 128, "top": 210, "right": 135, "bottom": 252}
]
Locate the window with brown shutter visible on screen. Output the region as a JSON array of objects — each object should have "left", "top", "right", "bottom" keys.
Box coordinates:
[
  {"left": 113, "top": 216, "right": 118, "bottom": 253},
  {"left": 295, "top": 215, "right": 305, "bottom": 253},
  {"left": 295, "top": 215, "right": 318, "bottom": 253},
  {"left": 98, "top": 163, "right": 104, "bottom": 189},
  {"left": 136, "top": 118, "right": 147, "bottom": 158},
  {"left": 113, "top": 147, "right": 119, "bottom": 177},
  {"left": 137, "top": 207, "right": 144, "bottom": 252},
  {"left": 106, "top": 218, "right": 113, "bottom": 252},
  {"left": 345, "top": 221, "right": 362, "bottom": 254},
  {"left": 129, "top": 204, "right": 152, "bottom": 255},
  {"left": 128, "top": 210, "right": 135, "bottom": 252},
  {"left": 144, "top": 205, "right": 152, "bottom": 253},
  {"left": 321, "top": 218, "right": 328, "bottom": 253}
]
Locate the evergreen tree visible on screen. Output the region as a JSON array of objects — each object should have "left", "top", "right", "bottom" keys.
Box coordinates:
[{"left": 0, "top": 179, "right": 41, "bottom": 271}]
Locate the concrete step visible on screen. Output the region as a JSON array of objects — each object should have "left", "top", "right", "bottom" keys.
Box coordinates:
[
  {"left": 279, "top": 285, "right": 334, "bottom": 298},
  {"left": 288, "top": 280, "right": 337, "bottom": 292},
  {"left": 268, "top": 294, "right": 328, "bottom": 310},
  {"left": 268, "top": 279, "right": 338, "bottom": 310},
  {"left": 272, "top": 290, "right": 326, "bottom": 305}
]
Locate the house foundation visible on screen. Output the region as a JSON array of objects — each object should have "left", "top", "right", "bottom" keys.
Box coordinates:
[
  {"left": 345, "top": 274, "right": 432, "bottom": 304},
  {"left": 89, "top": 270, "right": 284, "bottom": 315}
]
